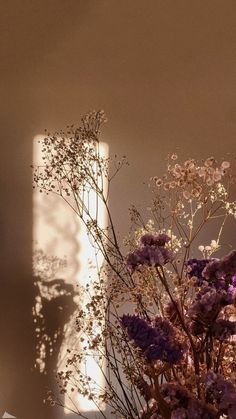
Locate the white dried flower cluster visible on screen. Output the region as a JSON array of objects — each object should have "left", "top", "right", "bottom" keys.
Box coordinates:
[
  {"left": 198, "top": 240, "right": 220, "bottom": 257},
  {"left": 164, "top": 229, "right": 183, "bottom": 253},
  {"left": 225, "top": 201, "right": 236, "bottom": 218},
  {"left": 210, "top": 183, "right": 228, "bottom": 203}
]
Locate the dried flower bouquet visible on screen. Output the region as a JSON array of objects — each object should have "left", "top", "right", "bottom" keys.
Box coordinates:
[{"left": 33, "top": 111, "right": 236, "bottom": 419}]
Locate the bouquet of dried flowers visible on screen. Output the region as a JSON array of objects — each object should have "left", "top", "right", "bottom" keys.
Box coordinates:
[{"left": 33, "top": 111, "right": 236, "bottom": 418}]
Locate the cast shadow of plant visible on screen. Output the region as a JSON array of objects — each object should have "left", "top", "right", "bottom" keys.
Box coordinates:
[{"left": 32, "top": 250, "right": 79, "bottom": 402}]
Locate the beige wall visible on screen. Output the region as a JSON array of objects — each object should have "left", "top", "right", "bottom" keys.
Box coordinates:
[{"left": 1, "top": 1, "right": 236, "bottom": 417}]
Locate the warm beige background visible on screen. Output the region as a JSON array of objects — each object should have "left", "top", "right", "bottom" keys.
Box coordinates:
[{"left": 1, "top": 1, "right": 236, "bottom": 418}]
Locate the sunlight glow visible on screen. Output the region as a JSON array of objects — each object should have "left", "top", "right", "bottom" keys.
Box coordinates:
[{"left": 33, "top": 135, "right": 108, "bottom": 413}]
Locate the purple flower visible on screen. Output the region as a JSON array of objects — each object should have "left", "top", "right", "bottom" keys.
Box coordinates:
[
  {"left": 153, "top": 315, "right": 175, "bottom": 336},
  {"left": 229, "top": 404, "right": 236, "bottom": 419},
  {"left": 147, "top": 317, "right": 184, "bottom": 363},
  {"left": 186, "top": 399, "right": 217, "bottom": 418},
  {"left": 160, "top": 383, "right": 189, "bottom": 409},
  {"left": 232, "top": 275, "right": 236, "bottom": 286},
  {"left": 212, "top": 319, "right": 236, "bottom": 341},
  {"left": 225, "top": 284, "right": 236, "bottom": 305},
  {"left": 171, "top": 408, "right": 187, "bottom": 419},
  {"left": 144, "top": 340, "right": 184, "bottom": 364},
  {"left": 126, "top": 233, "right": 173, "bottom": 272},
  {"left": 186, "top": 256, "right": 236, "bottom": 292},
  {"left": 204, "top": 371, "right": 236, "bottom": 417},
  {"left": 120, "top": 314, "right": 156, "bottom": 350},
  {"left": 140, "top": 233, "right": 171, "bottom": 247},
  {"left": 144, "top": 317, "right": 184, "bottom": 362},
  {"left": 203, "top": 250, "right": 236, "bottom": 282},
  {"left": 186, "top": 258, "right": 215, "bottom": 285},
  {"left": 171, "top": 404, "right": 215, "bottom": 419},
  {"left": 160, "top": 383, "right": 217, "bottom": 418},
  {"left": 121, "top": 315, "right": 184, "bottom": 364},
  {"left": 187, "top": 286, "right": 226, "bottom": 335},
  {"left": 126, "top": 251, "right": 142, "bottom": 271}
]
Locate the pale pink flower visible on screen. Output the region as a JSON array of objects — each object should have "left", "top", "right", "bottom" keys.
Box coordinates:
[{"left": 221, "top": 161, "right": 230, "bottom": 169}]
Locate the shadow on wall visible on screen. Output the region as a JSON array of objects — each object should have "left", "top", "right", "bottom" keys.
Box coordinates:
[
  {"left": 33, "top": 274, "right": 78, "bottom": 400},
  {"left": 0, "top": 129, "right": 81, "bottom": 418},
  {"left": 0, "top": 121, "right": 57, "bottom": 418},
  {"left": 0, "top": 257, "right": 78, "bottom": 419},
  {"left": 32, "top": 189, "right": 82, "bottom": 418}
]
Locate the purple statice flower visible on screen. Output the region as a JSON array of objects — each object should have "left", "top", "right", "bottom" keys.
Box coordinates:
[
  {"left": 126, "top": 251, "right": 142, "bottom": 272},
  {"left": 186, "top": 256, "right": 236, "bottom": 290},
  {"left": 186, "top": 258, "right": 216, "bottom": 285},
  {"left": 187, "top": 286, "right": 226, "bottom": 335},
  {"left": 145, "top": 317, "right": 184, "bottom": 363},
  {"left": 121, "top": 314, "right": 184, "bottom": 364},
  {"left": 171, "top": 408, "right": 187, "bottom": 419},
  {"left": 203, "top": 250, "right": 236, "bottom": 282},
  {"left": 225, "top": 284, "right": 236, "bottom": 305},
  {"left": 212, "top": 319, "right": 236, "bottom": 341},
  {"left": 160, "top": 383, "right": 217, "bottom": 418},
  {"left": 204, "top": 371, "right": 236, "bottom": 417},
  {"left": 160, "top": 383, "right": 189, "bottom": 409},
  {"left": 120, "top": 314, "right": 157, "bottom": 350},
  {"left": 232, "top": 275, "right": 236, "bottom": 287},
  {"left": 171, "top": 403, "right": 216, "bottom": 419},
  {"left": 126, "top": 233, "right": 173, "bottom": 272},
  {"left": 140, "top": 233, "right": 171, "bottom": 247},
  {"left": 153, "top": 315, "right": 175, "bottom": 336},
  {"left": 145, "top": 340, "right": 184, "bottom": 364},
  {"left": 228, "top": 404, "right": 236, "bottom": 419},
  {"left": 186, "top": 399, "right": 217, "bottom": 418}
]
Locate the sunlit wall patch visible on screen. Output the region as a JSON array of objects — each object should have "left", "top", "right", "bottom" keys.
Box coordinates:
[{"left": 33, "top": 134, "right": 108, "bottom": 413}]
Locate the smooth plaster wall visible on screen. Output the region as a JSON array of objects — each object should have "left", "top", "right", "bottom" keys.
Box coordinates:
[{"left": 0, "top": 1, "right": 236, "bottom": 417}]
